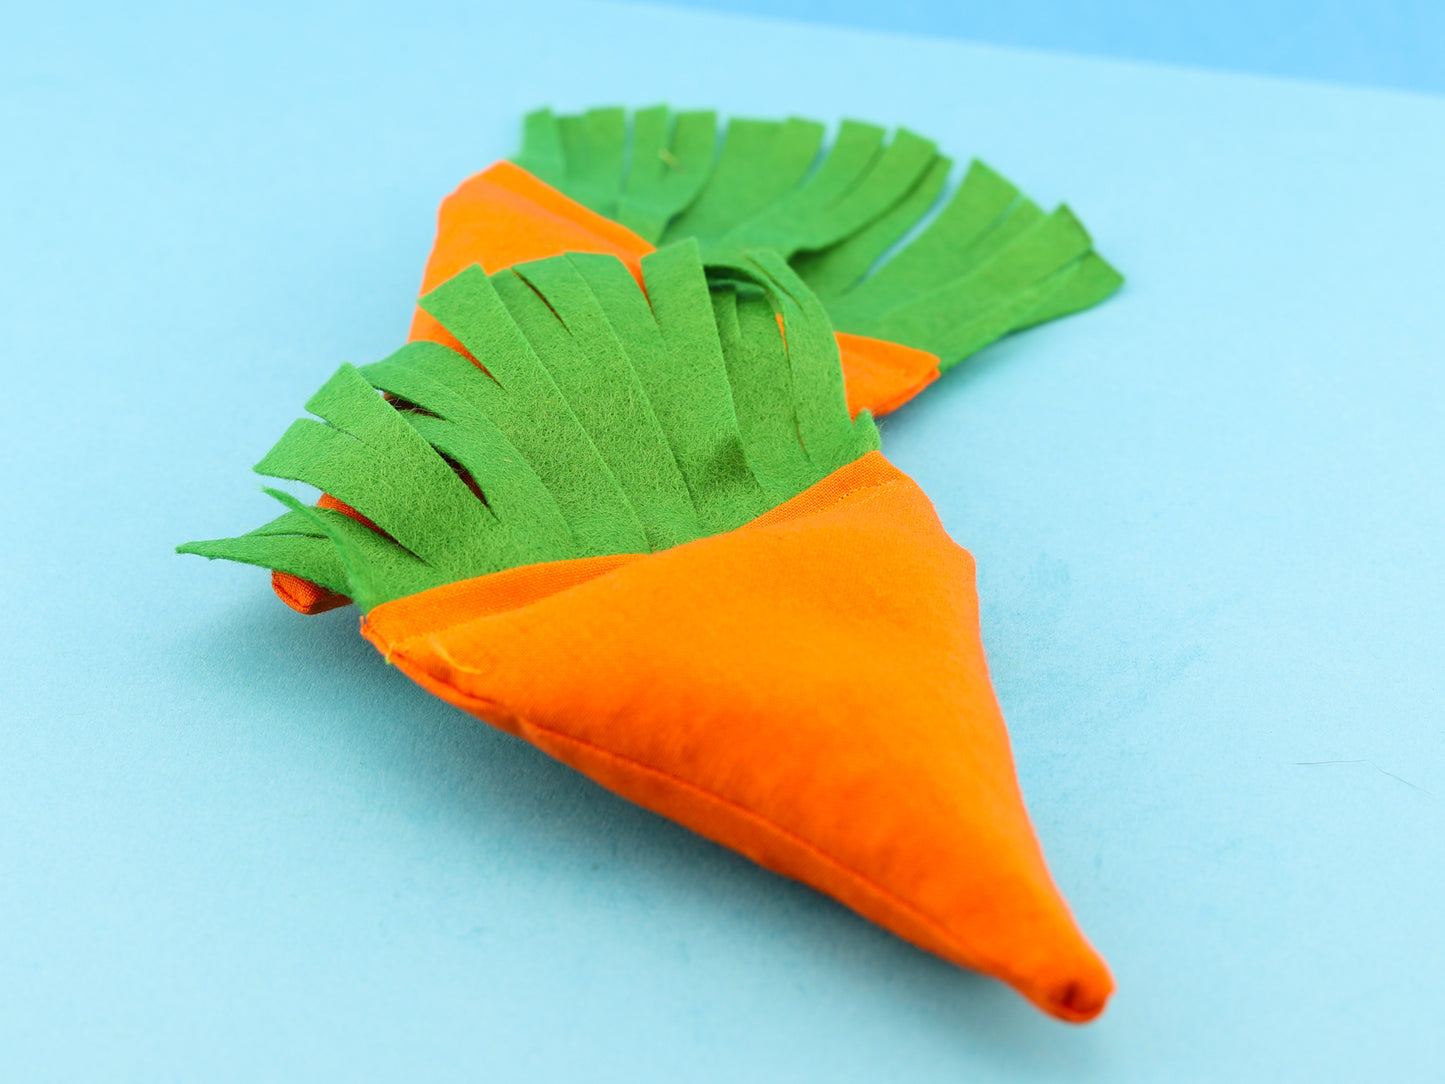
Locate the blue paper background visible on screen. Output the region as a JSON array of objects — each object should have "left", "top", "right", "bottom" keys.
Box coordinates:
[
  {"left": 656, "top": 0, "right": 1445, "bottom": 96},
  {"left": 3, "top": 2, "right": 1442, "bottom": 1079}
]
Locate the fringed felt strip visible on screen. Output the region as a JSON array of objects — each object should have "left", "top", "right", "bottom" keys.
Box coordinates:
[
  {"left": 516, "top": 106, "right": 1123, "bottom": 371},
  {"left": 181, "top": 245, "right": 877, "bottom": 612}
]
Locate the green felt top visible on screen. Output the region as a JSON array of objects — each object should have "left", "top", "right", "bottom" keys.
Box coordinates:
[
  {"left": 515, "top": 106, "right": 1123, "bottom": 370},
  {"left": 178, "top": 243, "right": 878, "bottom": 612}
]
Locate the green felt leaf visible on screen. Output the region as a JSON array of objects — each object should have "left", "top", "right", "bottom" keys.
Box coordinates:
[
  {"left": 709, "top": 249, "right": 879, "bottom": 478},
  {"left": 362, "top": 340, "right": 588, "bottom": 559},
  {"left": 549, "top": 107, "right": 625, "bottom": 221},
  {"left": 617, "top": 106, "right": 717, "bottom": 243},
  {"left": 501, "top": 257, "right": 701, "bottom": 551},
  {"left": 699, "top": 118, "right": 887, "bottom": 260},
  {"left": 513, "top": 108, "right": 1123, "bottom": 370},
  {"left": 851, "top": 204, "right": 1095, "bottom": 364},
  {"left": 255, "top": 364, "right": 505, "bottom": 577},
  {"left": 415, "top": 268, "right": 650, "bottom": 557},
  {"left": 177, "top": 509, "right": 351, "bottom": 595},
  {"left": 515, "top": 108, "right": 566, "bottom": 189},
  {"left": 662, "top": 117, "right": 825, "bottom": 247},
  {"left": 1014, "top": 251, "right": 1126, "bottom": 330},
  {"left": 260, "top": 489, "right": 440, "bottom": 613},
  {"left": 180, "top": 247, "right": 868, "bottom": 610},
  {"left": 824, "top": 159, "right": 1026, "bottom": 327},
  {"left": 634, "top": 241, "right": 772, "bottom": 534},
  {"left": 711, "top": 284, "right": 826, "bottom": 504},
  {"left": 792, "top": 154, "right": 952, "bottom": 302},
  {"left": 707, "top": 124, "right": 939, "bottom": 264}
]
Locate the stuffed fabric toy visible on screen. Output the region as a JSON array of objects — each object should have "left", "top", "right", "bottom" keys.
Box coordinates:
[{"left": 181, "top": 108, "right": 1121, "bottom": 1023}]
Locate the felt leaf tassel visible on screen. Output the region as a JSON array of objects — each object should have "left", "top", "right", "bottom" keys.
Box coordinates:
[{"left": 515, "top": 106, "right": 1123, "bottom": 377}]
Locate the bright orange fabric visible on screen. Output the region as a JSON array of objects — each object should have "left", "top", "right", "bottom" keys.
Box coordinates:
[{"left": 360, "top": 451, "right": 1113, "bottom": 1022}]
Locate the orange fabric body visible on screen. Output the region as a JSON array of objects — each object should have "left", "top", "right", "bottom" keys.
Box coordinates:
[{"left": 360, "top": 451, "right": 1113, "bottom": 1022}]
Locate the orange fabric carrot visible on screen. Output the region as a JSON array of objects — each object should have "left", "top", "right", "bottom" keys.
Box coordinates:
[
  {"left": 273, "top": 158, "right": 942, "bottom": 617},
  {"left": 181, "top": 245, "right": 1114, "bottom": 1021},
  {"left": 363, "top": 450, "right": 1112, "bottom": 1021}
]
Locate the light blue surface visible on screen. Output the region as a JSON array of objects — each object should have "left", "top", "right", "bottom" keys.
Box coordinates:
[
  {"left": 3, "top": 2, "right": 1443, "bottom": 1079},
  {"left": 650, "top": 0, "right": 1445, "bottom": 97}
]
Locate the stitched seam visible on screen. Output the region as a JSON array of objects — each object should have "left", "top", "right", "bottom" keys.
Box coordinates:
[
  {"left": 748, "top": 477, "right": 902, "bottom": 527},
  {"left": 378, "top": 476, "right": 906, "bottom": 651}
]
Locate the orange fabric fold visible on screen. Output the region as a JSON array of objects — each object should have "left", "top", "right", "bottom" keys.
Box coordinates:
[
  {"left": 406, "top": 161, "right": 653, "bottom": 356},
  {"left": 360, "top": 451, "right": 1113, "bottom": 1022}
]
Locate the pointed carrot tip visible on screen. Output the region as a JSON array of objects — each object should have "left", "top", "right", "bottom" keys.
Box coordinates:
[
  {"left": 1034, "top": 957, "right": 1115, "bottom": 1023},
  {"left": 1054, "top": 983, "right": 1111, "bottom": 1024}
]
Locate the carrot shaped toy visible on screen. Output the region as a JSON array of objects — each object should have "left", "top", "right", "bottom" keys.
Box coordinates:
[{"left": 181, "top": 241, "right": 1115, "bottom": 1022}]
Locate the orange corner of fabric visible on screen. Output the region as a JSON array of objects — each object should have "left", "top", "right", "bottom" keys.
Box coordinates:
[
  {"left": 268, "top": 493, "right": 372, "bottom": 615},
  {"left": 360, "top": 451, "right": 1113, "bottom": 1022},
  {"left": 479, "top": 161, "right": 655, "bottom": 258},
  {"left": 421, "top": 162, "right": 652, "bottom": 291},
  {"left": 835, "top": 332, "right": 942, "bottom": 418}
]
